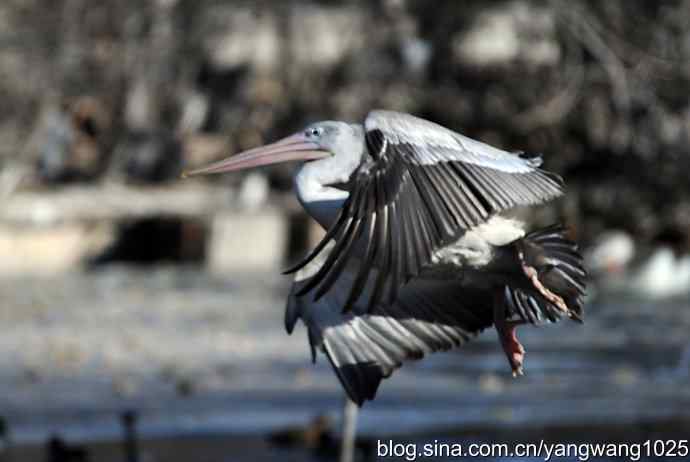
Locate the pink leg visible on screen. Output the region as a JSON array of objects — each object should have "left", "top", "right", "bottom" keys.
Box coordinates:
[
  {"left": 494, "top": 292, "right": 526, "bottom": 377},
  {"left": 519, "top": 254, "right": 569, "bottom": 314}
]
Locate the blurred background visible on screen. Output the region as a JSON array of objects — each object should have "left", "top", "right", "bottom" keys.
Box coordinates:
[{"left": 1, "top": 0, "right": 690, "bottom": 460}]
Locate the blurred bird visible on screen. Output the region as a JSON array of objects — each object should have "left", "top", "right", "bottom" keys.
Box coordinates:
[
  {"left": 0, "top": 416, "right": 10, "bottom": 462},
  {"left": 45, "top": 435, "right": 88, "bottom": 462},
  {"left": 185, "top": 110, "right": 586, "bottom": 404},
  {"left": 585, "top": 230, "right": 635, "bottom": 276},
  {"left": 120, "top": 410, "right": 139, "bottom": 462},
  {"left": 38, "top": 97, "right": 108, "bottom": 184}
]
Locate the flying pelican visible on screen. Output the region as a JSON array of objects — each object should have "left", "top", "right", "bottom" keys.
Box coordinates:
[{"left": 185, "top": 110, "right": 586, "bottom": 406}]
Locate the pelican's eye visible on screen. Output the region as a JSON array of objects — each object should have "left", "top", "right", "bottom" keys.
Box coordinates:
[{"left": 306, "top": 127, "right": 323, "bottom": 138}]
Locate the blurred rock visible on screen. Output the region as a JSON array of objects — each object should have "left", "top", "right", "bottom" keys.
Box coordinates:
[
  {"left": 237, "top": 172, "right": 270, "bottom": 212},
  {"left": 452, "top": 1, "right": 559, "bottom": 68},
  {"left": 0, "top": 223, "right": 114, "bottom": 276},
  {"left": 288, "top": 4, "right": 366, "bottom": 70},
  {"left": 202, "top": 6, "right": 280, "bottom": 73},
  {"left": 207, "top": 210, "right": 288, "bottom": 272}
]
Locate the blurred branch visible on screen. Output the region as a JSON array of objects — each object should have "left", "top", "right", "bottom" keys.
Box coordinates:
[
  {"left": 514, "top": 27, "right": 585, "bottom": 132},
  {"left": 589, "top": 3, "right": 690, "bottom": 77},
  {"left": 554, "top": 1, "right": 631, "bottom": 115}
]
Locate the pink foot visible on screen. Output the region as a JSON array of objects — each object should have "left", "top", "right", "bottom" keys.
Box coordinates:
[
  {"left": 520, "top": 253, "right": 569, "bottom": 314},
  {"left": 498, "top": 321, "right": 525, "bottom": 377},
  {"left": 494, "top": 294, "right": 526, "bottom": 377}
]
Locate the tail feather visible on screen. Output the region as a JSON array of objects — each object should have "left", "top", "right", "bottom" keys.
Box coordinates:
[{"left": 505, "top": 225, "right": 587, "bottom": 324}]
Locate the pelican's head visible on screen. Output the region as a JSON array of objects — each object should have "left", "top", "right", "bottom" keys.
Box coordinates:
[{"left": 182, "top": 121, "right": 363, "bottom": 179}]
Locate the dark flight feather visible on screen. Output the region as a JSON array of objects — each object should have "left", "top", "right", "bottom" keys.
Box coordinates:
[{"left": 285, "top": 110, "right": 564, "bottom": 312}]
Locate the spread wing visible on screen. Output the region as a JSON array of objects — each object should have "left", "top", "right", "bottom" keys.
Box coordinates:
[
  {"left": 286, "top": 110, "right": 563, "bottom": 311},
  {"left": 285, "top": 243, "right": 495, "bottom": 405}
]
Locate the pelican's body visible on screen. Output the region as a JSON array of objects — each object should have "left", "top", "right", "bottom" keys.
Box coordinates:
[
  {"left": 289, "top": 116, "right": 529, "bottom": 285},
  {"left": 186, "top": 110, "right": 586, "bottom": 406},
  {"left": 425, "top": 215, "right": 525, "bottom": 279}
]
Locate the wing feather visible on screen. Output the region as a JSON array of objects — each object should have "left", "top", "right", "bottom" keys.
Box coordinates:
[
  {"left": 286, "top": 110, "right": 564, "bottom": 311},
  {"left": 287, "top": 248, "right": 495, "bottom": 405}
]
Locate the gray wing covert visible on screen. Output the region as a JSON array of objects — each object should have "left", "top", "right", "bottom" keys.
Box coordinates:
[{"left": 286, "top": 110, "right": 563, "bottom": 312}]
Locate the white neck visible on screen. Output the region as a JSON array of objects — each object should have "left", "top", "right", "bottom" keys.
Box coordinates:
[
  {"left": 292, "top": 122, "right": 365, "bottom": 229},
  {"left": 294, "top": 160, "right": 350, "bottom": 229}
]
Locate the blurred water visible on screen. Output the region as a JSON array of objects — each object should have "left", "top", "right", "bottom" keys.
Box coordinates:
[{"left": 1, "top": 267, "right": 689, "bottom": 461}]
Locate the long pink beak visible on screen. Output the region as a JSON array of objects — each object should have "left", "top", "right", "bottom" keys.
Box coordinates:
[{"left": 182, "top": 133, "right": 329, "bottom": 177}]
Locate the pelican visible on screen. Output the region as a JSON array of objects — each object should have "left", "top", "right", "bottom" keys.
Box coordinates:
[{"left": 185, "top": 110, "right": 586, "bottom": 406}]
